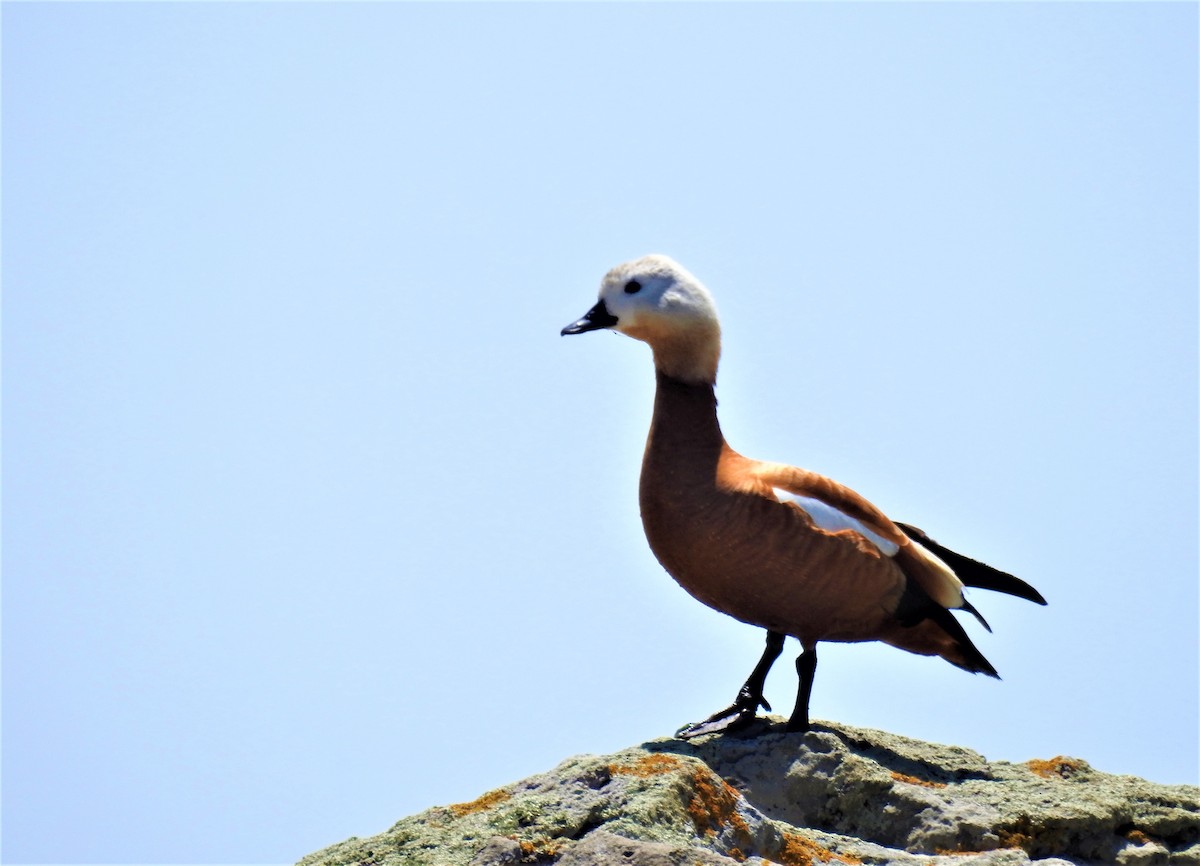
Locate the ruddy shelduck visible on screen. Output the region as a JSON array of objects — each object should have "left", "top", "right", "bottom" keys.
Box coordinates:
[{"left": 561, "top": 254, "right": 1046, "bottom": 737}]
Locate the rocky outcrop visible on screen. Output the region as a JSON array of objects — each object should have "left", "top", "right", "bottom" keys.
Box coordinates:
[{"left": 298, "top": 717, "right": 1200, "bottom": 866}]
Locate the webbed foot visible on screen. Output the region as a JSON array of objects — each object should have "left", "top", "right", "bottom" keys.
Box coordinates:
[
  {"left": 784, "top": 715, "right": 811, "bottom": 734},
  {"left": 675, "top": 688, "right": 771, "bottom": 739}
]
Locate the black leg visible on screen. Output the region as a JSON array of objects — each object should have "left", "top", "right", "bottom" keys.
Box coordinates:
[
  {"left": 677, "top": 630, "right": 786, "bottom": 739},
  {"left": 785, "top": 644, "right": 818, "bottom": 733}
]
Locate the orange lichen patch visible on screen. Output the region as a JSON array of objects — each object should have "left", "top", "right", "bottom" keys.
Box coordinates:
[
  {"left": 448, "top": 787, "right": 511, "bottom": 817},
  {"left": 687, "top": 767, "right": 749, "bottom": 841},
  {"left": 608, "top": 753, "right": 686, "bottom": 778},
  {"left": 774, "top": 832, "right": 862, "bottom": 866},
  {"left": 890, "top": 771, "right": 947, "bottom": 789},
  {"left": 1026, "top": 757, "right": 1086, "bottom": 779},
  {"left": 513, "top": 836, "right": 560, "bottom": 860},
  {"left": 997, "top": 828, "right": 1034, "bottom": 852}
]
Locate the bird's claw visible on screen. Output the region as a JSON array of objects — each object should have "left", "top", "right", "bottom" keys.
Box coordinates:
[{"left": 675, "top": 689, "right": 770, "bottom": 739}]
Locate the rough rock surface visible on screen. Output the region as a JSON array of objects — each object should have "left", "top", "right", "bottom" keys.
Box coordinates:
[{"left": 298, "top": 717, "right": 1199, "bottom": 866}]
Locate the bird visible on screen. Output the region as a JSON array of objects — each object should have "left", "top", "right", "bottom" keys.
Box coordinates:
[{"left": 560, "top": 254, "right": 1046, "bottom": 738}]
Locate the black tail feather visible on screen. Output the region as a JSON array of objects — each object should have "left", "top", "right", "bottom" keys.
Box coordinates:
[
  {"left": 895, "top": 577, "right": 1001, "bottom": 678},
  {"left": 928, "top": 603, "right": 1001, "bottom": 679},
  {"left": 896, "top": 522, "right": 1047, "bottom": 606},
  {"left": 960, "top": 597, "right": 992, "bottom": 633}
]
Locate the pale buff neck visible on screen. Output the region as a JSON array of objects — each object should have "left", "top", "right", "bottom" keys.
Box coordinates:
[{"left": 629, "top": 320, "right": 721, "bottom": 386}]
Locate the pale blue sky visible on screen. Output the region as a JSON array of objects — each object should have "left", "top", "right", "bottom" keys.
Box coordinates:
[{"left": 3, "top": 3, "right": 1197, "bottom": 864}]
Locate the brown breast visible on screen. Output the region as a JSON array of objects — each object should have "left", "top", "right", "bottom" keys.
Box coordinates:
[{"left": 638, "top": 371, "right": 909, "bottom": 645}]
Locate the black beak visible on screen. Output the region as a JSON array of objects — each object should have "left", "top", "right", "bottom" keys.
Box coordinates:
[{"left": 561, "top": 299, "right": 618, "bottom": 336}]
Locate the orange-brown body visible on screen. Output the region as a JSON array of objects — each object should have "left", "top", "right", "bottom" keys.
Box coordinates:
[{"left": 640, "top": 372, "right": 974, "bottom": 667}]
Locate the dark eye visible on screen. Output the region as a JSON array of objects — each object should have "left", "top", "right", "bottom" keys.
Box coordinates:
[{"left": 624, "top": 280, "right": 642, "bottom": 294}]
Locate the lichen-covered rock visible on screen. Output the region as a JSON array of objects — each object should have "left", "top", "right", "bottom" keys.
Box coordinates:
[{"left": 297, "top": 718, "right": 1200, "bottom": 866}]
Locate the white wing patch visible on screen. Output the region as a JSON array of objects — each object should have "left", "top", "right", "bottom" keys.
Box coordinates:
[{"left": 773, "top": 488, "right": 901, "bottom": 557}]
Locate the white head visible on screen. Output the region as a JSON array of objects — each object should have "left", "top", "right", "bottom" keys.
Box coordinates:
[{"left": 561, "top": 255, "right": 722, "bottom": 384}]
